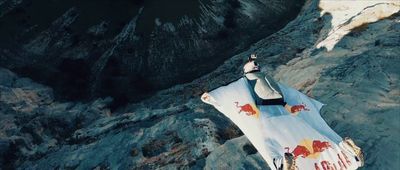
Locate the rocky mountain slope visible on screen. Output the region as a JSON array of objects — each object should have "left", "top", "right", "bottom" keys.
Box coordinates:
[
  {"left": 0, "top": 0, "right": 303, "bottom": 104},
  {"left": 0, "top": 0, "right": 399, "bottom": 169}
]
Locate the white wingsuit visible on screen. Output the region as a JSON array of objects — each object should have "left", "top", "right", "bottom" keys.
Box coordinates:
[{"left": 201, "top": 55, "right": 364, "bottom": 170}]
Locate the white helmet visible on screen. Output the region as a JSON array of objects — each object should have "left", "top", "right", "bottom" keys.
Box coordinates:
[
  {"left": 249, "top": 53, "right": 257, "bottom": 61},
  {"left": 243, "top": 54, "right": 260, "bottom": 73}
]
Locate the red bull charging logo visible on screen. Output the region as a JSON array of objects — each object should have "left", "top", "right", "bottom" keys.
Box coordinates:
[
  {"left": 286, "top": 139, "right": 331, "bottom": 160},
  {"left": 286, "top": 139, "right": 353, "bottom": 170},
  {"left": 234, "top": 102, "right": 259, "bottom": 118}
]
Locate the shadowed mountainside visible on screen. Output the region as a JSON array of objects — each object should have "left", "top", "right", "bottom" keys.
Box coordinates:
[
  {"left": 0, "top": 0, "right": 399, "bottom": 169},
  {"left": 0, "top": 0, "right": 304, "bottom": 106}
]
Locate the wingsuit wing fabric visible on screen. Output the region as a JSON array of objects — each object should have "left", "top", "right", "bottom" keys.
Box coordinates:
[{"left": 201, "top": 78, "right": 360, "bottom": 170}]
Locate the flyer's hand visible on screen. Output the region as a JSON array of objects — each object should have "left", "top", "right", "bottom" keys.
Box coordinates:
[
  {"left": 201, "top": 92, "right": 220, "bottom": 106},
  {"left": 201, "top": 92, "right": 210, "bottom": 101}
]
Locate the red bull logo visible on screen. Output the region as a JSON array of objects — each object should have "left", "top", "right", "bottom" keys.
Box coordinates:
[
  {"left": 312, "top": 140, "right": 331, "bottom": 153},
  {"left": 286, "top": 139, "right": 353, "bottom": 170},
  {"left": 234, "top": 102, "right": 259, "bottom": 118},
  {"left": 290, "top": 145, "right": 311, "bottom": 159},
  {"left": 285, "top": 139, "right": 332, "bottom": 160}
]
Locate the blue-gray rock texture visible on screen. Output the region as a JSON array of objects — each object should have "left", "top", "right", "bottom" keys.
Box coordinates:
[
  {"left": 0, "top": 0, "right": 399, "bottom": 169},
  {"left": 0, "top": 0, "right": 304, "bottom": 104}
]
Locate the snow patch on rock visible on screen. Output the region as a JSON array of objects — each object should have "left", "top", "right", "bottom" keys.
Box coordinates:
[{"left": 317, "top": 0, "right": 400, "bottom": 51}]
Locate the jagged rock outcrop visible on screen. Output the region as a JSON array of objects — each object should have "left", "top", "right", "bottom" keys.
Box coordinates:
[
  {"left": 0, "top": 67, "right": 241, "bottom": 169},
  {"left": 0, "top": 67, "right": 111, "bottom": 169},
  {"left": 0, "top": 0, "right": 399, "bottom": 169},
  {"left": 204, "top": 136, "right": 268, "bottom": 169},
  {"left": 0, "top": 0, "right": 304, "bottom": 104},
  {"left": 274, "top": 10, "right": 400, "bottom": 169}
]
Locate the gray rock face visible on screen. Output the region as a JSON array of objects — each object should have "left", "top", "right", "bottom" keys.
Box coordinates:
[
  {"left": 273, "top": 8, "right": 400, "bottom": 170},
  {"left": 0, "top": 67, "right": 110, "bottom": 168},
  {"left": 0, "top": 0, "right": 304, "bottom": 104},
  {"left": 204, "top": 136, "right": 268, "bottom": 170},
  {"left": 0, "top": 67, "right": 240, "bottom": 169},
  {"left": 0, "top": 0, "right": 399, "bottom": 169},
  {"left": 309, "top": 19, "right": 400, "bottom": 170}
]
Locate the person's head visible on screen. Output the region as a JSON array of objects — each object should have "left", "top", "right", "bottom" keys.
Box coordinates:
[
  {"left": 249, "top": 53, "right": 257, "bottom": 61},
  {"left": 243, "top": 54, "right": 260, "bottom": 74}
]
